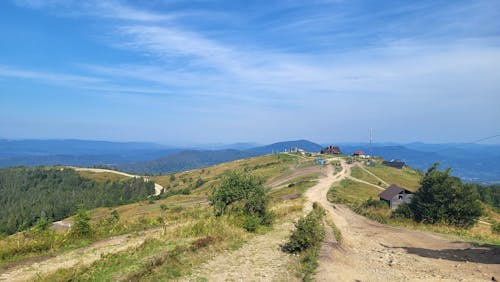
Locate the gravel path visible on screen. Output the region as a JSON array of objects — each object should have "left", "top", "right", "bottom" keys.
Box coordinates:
[
  {"left": 306, "top": 159, "right": 500, "bottom": 282},
  {"left": 180, "top": 222, "right": 300, "bottom": 282}
]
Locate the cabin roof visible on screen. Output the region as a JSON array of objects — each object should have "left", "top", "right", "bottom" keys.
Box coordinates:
[{"left": 379, "top": 184, "right": 410, "bottom": 201}]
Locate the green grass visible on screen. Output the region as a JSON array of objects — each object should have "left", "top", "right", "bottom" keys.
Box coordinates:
[
  {"left": 327, "top": 178, "right": 500, "bottom": 246},
  {"left": 364, "top": 164, "right": 422, "bottom": 191},
  {"left": 77, "top": 171, "right": 129, "bottom": 183},
  {"left": 269, "top": 181, "right": 318, "bottom": 202},
  {"left": 35, "top": 198, "right": 306, "bottom": 281},
  {"left": 350, "top": 166, "right": 385, "bottom": 187},
  {"left": 4, "top": 153, "right": 319, "bottom": 279},
  {"left": 390, "top": 218, "right": 500, "bottom": 246},
  {"left": 325, "top": 218, "right": 343, "bottom": 244},
  {"left": 327, "top": 179, "right": 381, "bottom": 206}
]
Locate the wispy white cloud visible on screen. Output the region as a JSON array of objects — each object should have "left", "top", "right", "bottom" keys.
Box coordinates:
[
  {"left": 4, "top": 0, "right": 500, "bottom": 142},
  {"left": 13, "top": 0, "right": 170, "bottom": 22},
  {"left": 0, "top": 65, "right": 103, "bottom": 84}
]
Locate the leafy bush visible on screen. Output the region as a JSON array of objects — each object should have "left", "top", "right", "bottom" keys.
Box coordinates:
[
  {"left": 281, "top": 203, "right": 325, "bottom": 253},
  {"left": 243, "top": 216, "right": 260, "bottom": 232},
  {"left": 69, "top": 206, "right": 92, "bottom": 238},
  {"left": 353, "top": 205, "right": 388, "bottom": 224},
  {"left": 362, "top": 197, "right": 389, "bottom": 209},
  {"left": 392, "top": 203, "right": 413, "bottom": 219},
  {"left": 492, "top": 223, "right": 500, "bottom": 235},
  {"left": 210, "top": 171, "right": 272, "bottom": 231},
  {"left": 408, "top": 163, "right": 482, "bottom": 228}
]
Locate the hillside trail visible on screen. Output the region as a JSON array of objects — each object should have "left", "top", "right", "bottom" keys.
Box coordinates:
[
  {"left": 0, "top": 228, "right": 164, "bottom": 282},
  {"left": 51, "top": 167, "right": 164, "bottom": 231},
  {"left": 347, "top": 175, "right": 385, "bottom": 191},
  {"left": 179, "top": 161, "right": 342, "bottom": 282},
  {"left": 69, "top": 167, "right": 164, "bottom": 196},
  {"left": 306, "top": 159, "right": 500, "bottom": 281},
  {"left": 356, "top": 164, "right": 390, "bottom": 187},
  {"left": 179, "top": 221, "right": 300, "bottom": 282}
]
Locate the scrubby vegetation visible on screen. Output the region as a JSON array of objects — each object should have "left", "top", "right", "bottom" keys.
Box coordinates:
[
  {"left": 329, "top": 165, "right": 500, "bottom": 245},
  {"left": 492, "top": 223, "right": 500, "bottom": 235},
  {"left": 210, "top": 171, "right": 273, "bottom": 231},
  {"left": 282, "top": 202, "right": 326, "bottom": 281},
  {"left": 0, "top": 167, "right": 154, "bottom": 235},
  {"left": 475, "top": 184, "right": 500, "bottom": 209},
  {"left": 399, "top": 163, "right": 482, "bottom": 228}
]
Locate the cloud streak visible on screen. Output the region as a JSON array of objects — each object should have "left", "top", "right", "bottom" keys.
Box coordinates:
[{"left": 3, "top": 0, "right": 500, "bottom": 143}]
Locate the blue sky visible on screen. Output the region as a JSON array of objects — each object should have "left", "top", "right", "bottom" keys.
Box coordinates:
[{"left": 1, "top": 0, "right": 499, "bottom": 145}]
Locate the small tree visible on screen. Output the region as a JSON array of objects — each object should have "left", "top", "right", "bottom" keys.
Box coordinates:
[
  {"left": 409, "top": 163, "right": 482, "bottom": 228},
  {"left": 107, "top": 210, "right": 120, "bottom": 224},
  {"left": 70, "top": 206, "right": 92, "bottom": 238},
  {"left": 210, "top": 171, "right": 272, "bottom": 230},
  {"left": 31, "top": 216, "right": 51, "bottom": 234}
]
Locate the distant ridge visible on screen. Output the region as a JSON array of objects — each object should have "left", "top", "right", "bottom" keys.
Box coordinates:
[
  {"left": 1, "top": 139, "right": 499, "bottom": 183},
  {"left": 246, "top": 139, "right": 323, "bottom": 155},
  {"left": 115, "top": 149, "right": 254, "bottom": 175}
]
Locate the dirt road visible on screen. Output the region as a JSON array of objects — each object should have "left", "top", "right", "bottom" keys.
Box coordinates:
[
  {"left": 306, "top": 159, "right": 500, "bottom": 281},
  {"left": 266, "top": 166, "right": 326, "bottom": 189},
  {"left": 181, "top": 222, "right": 300, "bottom": 282},
  {"left": 70, "top": 167, "right": 164, "bottom": 196},
  {"left": 0, "top": 228, "right": 163, "bottom": 282}
]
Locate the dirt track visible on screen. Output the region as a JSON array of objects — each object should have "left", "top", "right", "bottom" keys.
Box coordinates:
[
  {"left": 0, "top": 228, "right": 163, "bottom": 282},
  {"left": 3, "top": 160, "right": 499, "bottom": 281},
  {"left": 306, "top": 159, "right": 500, "bottom": 281},
  {"left": 181, "top": 222, "right": 299, "bottom": 282},
  {"left": 266, "top": 166, "right": 326, "bottom": 188},
  {"left": 70, "top": 167, "right": 164, "bottom": 196}
]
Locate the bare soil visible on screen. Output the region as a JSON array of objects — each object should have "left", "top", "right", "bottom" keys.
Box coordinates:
[
  {"left": 0, "top": 228, "right": 163, "bottom": 282},
  {"left": 180, "top": 222, "right": 300, "bottom": 282},
  {"left": 306, "top": 159, "right": 500, "bottom": 282},
  {"left": 3, "top": 159, "right": 499, "bottom": 281},
  {"left": 266, "top": 166, "right": 326, "bottom": 189}
]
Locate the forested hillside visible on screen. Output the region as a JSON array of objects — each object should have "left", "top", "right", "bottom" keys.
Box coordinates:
[
  {"left": 0, "top": 167, "right": 154, "bottom": 235},
  {"left": 476, "top": 184, "right": 500, "bottom": 209},
  {"left": 116, "top": 149, "right": 254, "bottom": 174}
]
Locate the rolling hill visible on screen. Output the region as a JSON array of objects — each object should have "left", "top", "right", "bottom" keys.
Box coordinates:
[
  {"left": 245, "top": 139, "right": 323, "bottom": 155},
  {"left": 1, "top": 139, "right": 499, "bottom": 183},
  {"left": 115, "top": 149, "right": 255, "bottom": 175}
]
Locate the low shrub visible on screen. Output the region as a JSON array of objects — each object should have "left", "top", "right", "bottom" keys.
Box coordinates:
[
  {"left": 243, "top": 216, "right": 260, "bottom": 232},
  {"left": 189, "top": 236, "right": 216, "bottom": 251},
  {"left": 392, "top": 203, "right": 414, "bottom": 219},
  {"left": 362, "top": 198, "right": 389, "bottom": 209},
  {"left": 281, "top": 203, "right": 325, "bottom": 253},
  {"left": 492, "top": 223, "right": 500, "bottom": 235}
]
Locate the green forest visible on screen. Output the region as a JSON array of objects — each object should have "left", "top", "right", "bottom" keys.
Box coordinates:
[
  {"left": 0, "top": 167, "right": 154, "bottom": 235},
  {"left": 476, "top": 184, "right": 500, "bottom": 209}
]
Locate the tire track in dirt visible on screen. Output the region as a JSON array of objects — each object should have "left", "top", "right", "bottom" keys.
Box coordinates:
[{"left": 306, "top": 159, "right": 500, "bottom": 282}]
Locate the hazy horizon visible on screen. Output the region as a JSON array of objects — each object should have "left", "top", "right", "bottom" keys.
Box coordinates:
[
  {"left": 1, "top": 1, "right": 499, "bottom": 144},
  {"left": 2, "top": 137, "right": 500, "bottom": 148}
]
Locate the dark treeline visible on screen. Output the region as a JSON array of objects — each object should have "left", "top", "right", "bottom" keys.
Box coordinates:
[
  {"left": 0, "top": 167, "right": 154, "bottom": 235},
  {"left": 475, "top": 184, "right": 500, "bottom": 209}
]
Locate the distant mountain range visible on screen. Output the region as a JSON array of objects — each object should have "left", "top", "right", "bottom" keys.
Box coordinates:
[
  {"left": 1, "top": 139, "right": 499, "bottom": 184},
  {"left": 115, "top": 149, "right": 254, "bottom": 175}
]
